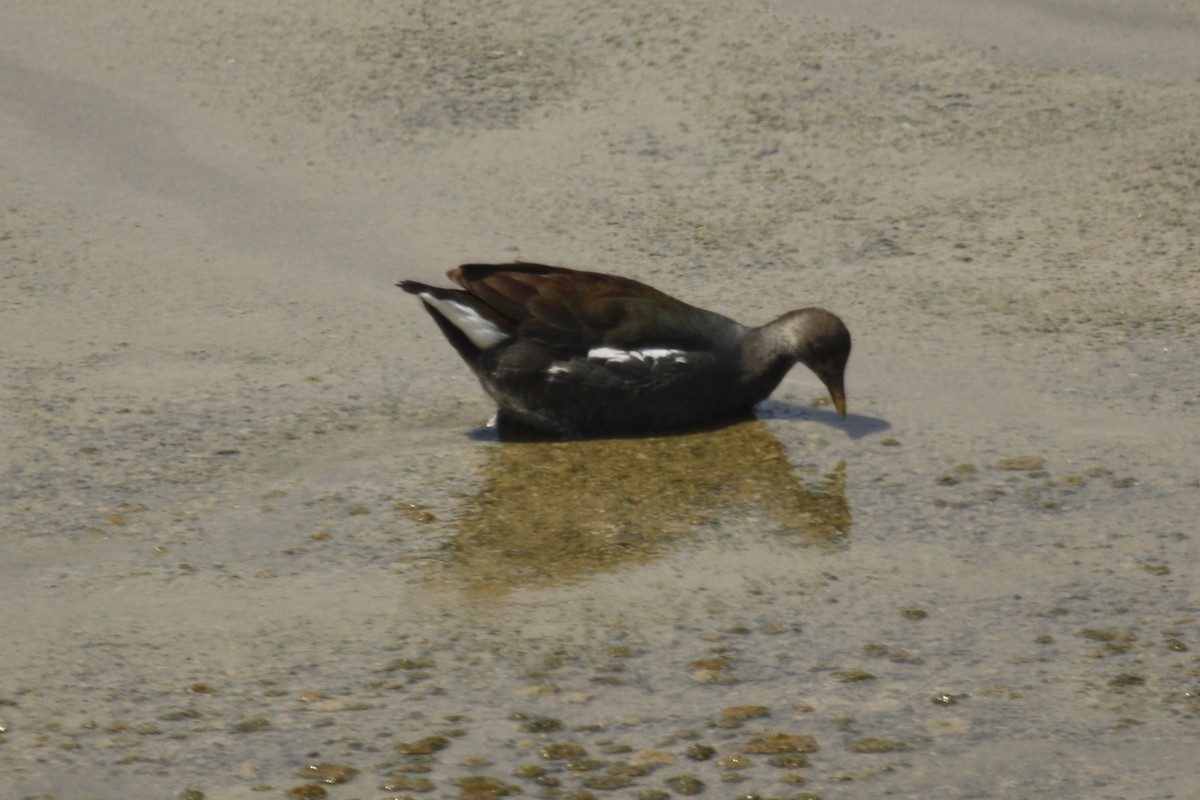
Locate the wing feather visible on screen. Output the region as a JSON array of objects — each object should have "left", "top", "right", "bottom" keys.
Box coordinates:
[{"left": 449, "top": 262, "right": 728, "bottom": 353}]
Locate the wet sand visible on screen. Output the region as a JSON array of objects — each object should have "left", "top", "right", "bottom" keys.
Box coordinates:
[{"left": 2, "top": 1, "right": 1197, "bottom": 798}]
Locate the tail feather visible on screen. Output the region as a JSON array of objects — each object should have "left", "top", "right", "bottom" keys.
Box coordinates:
[
  {"left": 397, "top": 279, "right": 512, "bottom": 353},
  {"left": 397, "top": 280, "right": 434, "bottom": 294}
]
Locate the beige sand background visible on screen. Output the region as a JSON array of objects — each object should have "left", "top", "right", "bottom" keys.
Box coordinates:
[{"left": 2, "top": 1, "right": 1198, "bottom": 798}]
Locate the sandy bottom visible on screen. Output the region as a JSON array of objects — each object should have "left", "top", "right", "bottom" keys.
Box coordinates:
[{"left": 2, "top": 1, "right": 1198, "bottom": 798}]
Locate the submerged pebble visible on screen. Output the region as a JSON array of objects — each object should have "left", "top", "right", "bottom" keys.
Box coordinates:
[
  {"left": 997, "top": 456, "right": 1045, "bottom": 471},
  {"left": 298, "top": 762, "right": 358, "bottom": 785},
  {"left": 722, "top": 705, "right": 770, "bottom": 721},
  {"left": 846, "top": 737, "right": 909, "bottom": 753},
  {"left": 382, "top": 775, "right": 435, "bottom": 792},
  {"left": 741, "top": 732, "right": 819, "bottom": 754},
  {"left": 456, "top": 775, "right": 521, "bottom": 798},
  {"left": 398, "top": 735, "right": 450, "bottom": 755},
  {"left": 767, "top": 752, "right": 809, "bottom": 768},
  {"left": 229, "top": 717, "right": 270, "bottom": 733},
  {"left": 663, "top": 774, "right": 705, "bottom": 795},
  {"left": 540, "top": 742, "right": 587, "bottom": 760}
]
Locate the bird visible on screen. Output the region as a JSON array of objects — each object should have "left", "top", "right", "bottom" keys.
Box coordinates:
[{"left": 398, "top": 262, "right": 850, "bottom": 437}]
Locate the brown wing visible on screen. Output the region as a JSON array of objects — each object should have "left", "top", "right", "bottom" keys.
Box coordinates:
[{"left": 449, "top": 262, "right": 717, "bottom": 350}]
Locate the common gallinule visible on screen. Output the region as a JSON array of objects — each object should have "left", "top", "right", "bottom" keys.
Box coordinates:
[{"left": 399, "top": 262, "right": 850, "bottom": 436}]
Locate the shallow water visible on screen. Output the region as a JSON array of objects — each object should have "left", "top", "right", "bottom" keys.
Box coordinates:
[{"left": 2, "top": 1, "right": 1198, "bottom": 798}]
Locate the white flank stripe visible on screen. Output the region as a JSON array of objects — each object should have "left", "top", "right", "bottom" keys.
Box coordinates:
[
  {"left": 587, "top": 346, "right": 687, "bottom": 364},
  {"left": 420, "top": 294, "right": 508, "bottom": 349},
  {"left": 637, "top": 348, "right": 688, "bottom": 361},
  {"left": 587, "top": 346, "right": 634, "bottom": 363}
]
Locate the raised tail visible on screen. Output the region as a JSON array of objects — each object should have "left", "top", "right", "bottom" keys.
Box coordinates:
[{"left": 396, "top": 278, "right": 513, "bottom": 355}]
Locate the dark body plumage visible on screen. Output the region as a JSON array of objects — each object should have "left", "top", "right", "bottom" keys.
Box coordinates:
[{"left": 398, "top": 263, "right": 850, "bottom": 437}]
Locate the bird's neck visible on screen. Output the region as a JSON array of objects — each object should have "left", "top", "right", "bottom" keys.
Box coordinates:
[
  {"left": 743, "top": 315, "right": 799, "bottom": 366},
  {"left": 739, "top": 319, "right": 800, "bottom": 392}
]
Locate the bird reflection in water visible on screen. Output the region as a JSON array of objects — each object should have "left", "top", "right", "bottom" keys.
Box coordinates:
[{"left": 438, "top": 420, "right": 849, "bottom": 592}]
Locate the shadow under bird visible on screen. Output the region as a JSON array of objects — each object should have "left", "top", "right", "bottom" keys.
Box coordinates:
[{"left": 398, "top": 262, "right": 851, "bottom": 437}]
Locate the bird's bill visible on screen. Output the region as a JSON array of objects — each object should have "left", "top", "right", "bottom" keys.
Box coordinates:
[{"left": 826, "top": 378, "right": 847, "bottom": 420}]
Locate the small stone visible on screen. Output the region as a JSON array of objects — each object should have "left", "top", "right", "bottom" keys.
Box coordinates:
[
  {"left": 540, "top": 742, "right": 587, "bottom": 760},
  {"left": 382, "top": 776, "right": 435, "bottom": 792},
  {"left": 629, "top": 749, "right": 675, "bottom": 766},
  {"left": 722, "top": 705, "right": 769, "bottom": 721},
  {"left": 582, "top": 773, "right": 635, "bottom": 790},
  {"left": 766, "top": 752, "right": 809, "bottom": 769},
  {"left": 398, "top": 735, "right": 450, "bottom": 755},
  {"left": 663, "top": 774, "right": 705, "bottom": 795},
  {"left": 298, "top": 762, "right": 358, "bottom": 785},
  {"left": 997, "top": 456, "right": 1045, "bottom": 471},
  {"left": 689, "top": 656, "right": 732, "bottom": 671},
  {"left": 847, "top": 737, "right": 909, "bottom": 753},
  {"left": 716, "top": 753, "right": 752, "bottom": 770},
  {"left": 741, "top": 732, "right": 818, "bottom": 754},
  {"left": 512, "top": 764, "right": 545, "bottom": 779},
  {"left": 521, "top": 715, "right": 563, "bottom": 733},
  {"left": 456, "top": 775, "right": 521, "bottom": 799},
  {"left": 1109, "top": 674, "right": 1145, "bottom": 687},
  {"left": 230, "top": 717, "right": 271, "bottom": 733}
]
